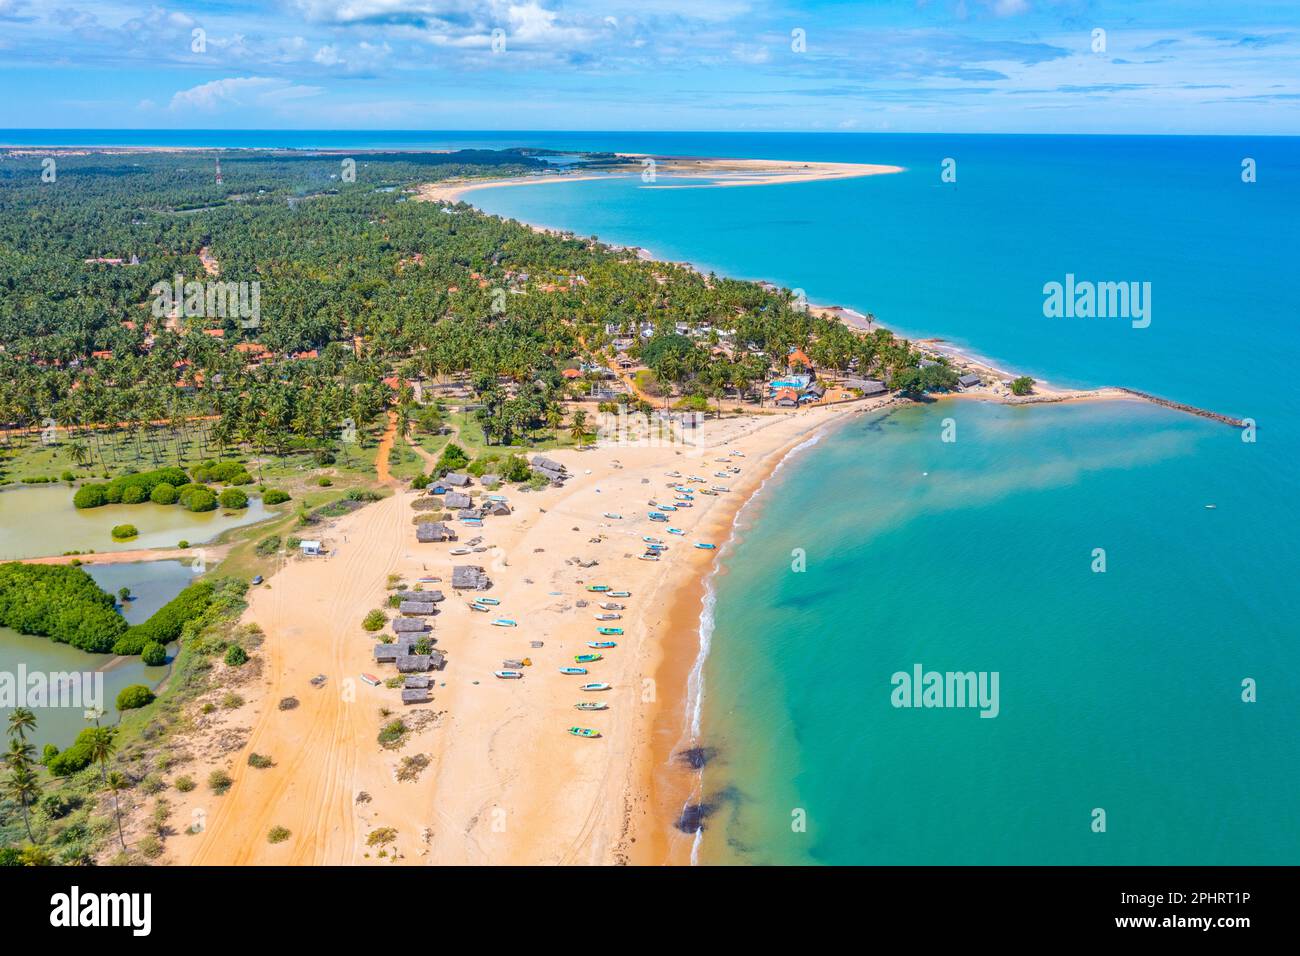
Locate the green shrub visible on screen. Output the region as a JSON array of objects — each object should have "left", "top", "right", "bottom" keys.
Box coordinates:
[
  {"left": 174, "top": 775, "right": 195, "bottom": 792},
  {"left": 268, "top": 826, "right": 291, "bottom": 844},
  {"left": 262, "top": 489, "right": 291, "bottom": 505},
  {"left": 218, "top": 487, "right": 248, "bottom": 509},
  {"left": 255, "top": 534, "right": 281, "bottom": 556},
  {"left": 224, "top": 645, "right": 249, "bottom": 666},
  {"left": 116, "top": 684, "right": 156, "bottom": 710},
  {"left": 111, "top": 580, "right": 214, "bottom": 655},
  {"left": 141, "top": 641, "right": 167, "bottom": 666},
  {"left": 41, "top": 743, "right": 59, "bottom": 764},
  {"left": 61, "top": 470, "right": 76, "bottom": 482},
  {"left": 177, "top": 484, "right": 217, "bottom": 513},
  {"left": 0, "top": 564, "right": 127, "bottom": 652},
  {"left": 362, "top": 609, "right": 387, "bottom": 632},
  {"left": 110, "top": 524, "right": 138, "bottom": 541},
  {"left": 46, "top": 727, "right": 114, "bottom": 776},
  {"left": 317, "top": 476, "right": 333, "bottom": 487},
  {"left": 434, "top": 442, "right": 469, "bottom": 475},
  {"left": 73, "top": 484, "right": 108, "bottom": 509},
  {"left": 150, "top": 482, "right": 179, "bottom": 504},
  {"left": 208, "top": 769, "right": 232, "bottom": 795},
  {"left": 377, "top": 720, "right": 407, "bottom": 749},
  {"left": 121, "top": 485, "right": 146, "bottom": 505},
  {"left": 248, "top": 753, "right": 273, "bottom": 769}
]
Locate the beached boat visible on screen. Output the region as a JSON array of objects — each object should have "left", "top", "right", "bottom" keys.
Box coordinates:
[
  {"left": 647, "top": 543, "right": 667, "bottom": 550},
  {"left": 469, "top": 602, "right": 490, "bottom": 612},
  {"left": 688, "top": 475, "right": 705, "bottom": 482},
  {"left": 603, "top": 512, "right": 623, "bottom": 519},
  {"left": 665, "top": 471, "right": 682, "bottom": 477},
  {"left": 559, "top": 667, "right": 588, "bottom": 675},
  {"left": 667, "top": 528, "right": 685, "bottom": 535},
  {"left": 494, "top": 670, "right": 523, "bottom": 679},
  {"left": 698, "top": 489, "right": 717, "bottom": 496},
  {"left": 586, "top": 585, "right": 610, "bottom": 592},
  {"left": 638, "top": 553, "right": 660, "bottom": 561},
  {"left": 450, "top": 547, "right": 472, "bottom": 556},
  {"left": 695, "top": 542, "right": 717, "bottom": 550},
  {"left": 575, "top": 653, "right": 603, "bottom": 663},
  {"left": 476, "top": 597, "right": 501, "bottom": 606},
  {"left": 675, "top": 501, "right": 693, "bottom": 508},
  {"left": 648, "top": 513, "right": 667, "bottom": 521},
  {"left": 598, "top": 602, "right": 624, "bottom": 610},
  {"left": 594, "top": 613, "right": 621, "bottom": 620},
  {"left": 491, "top": 618, "right": 517, "bottom": 627},
  {"left": 712, "top": 485, "right": 730, "bottom": 492},
  {"left": 658, "top": 504, "right": 677, "bottom": 511},
  {"left": 730, "top": 450, "right": 745, "bottom": 457},
  {"left": 609, "top": 591, "right": 631, "bottom": 598},
  {"left": 568, "top": 726, "right": 601, "bottom": 738},
  {"left": 580, "top": 682, "right": 611, "bottom": 692},
  {"left": 417, "top": 576, "right": 439, "bottom": 583},
  {"left": 461, "top": 518, "right": 483, "bottom": 527},
  {"left": 575, "top": 702, "right": 609, "bottom": 711},
  {"left": 251, "top": 575, "right": 264, "bottom": 585},
  {"left": 487, "top": 494, "right": 508, "bottom": 502},
  {"left": 597, "top": 626, "right": 623, "bottom": 635},
  {"left": 361, "top": 673, "right": 382, "bottom": 687},
  {"left": 587, "top": 640, "right": 617, "bottom": 648},
  {"left": 642, "top": 536, "right": 663, "bottom": 544},
  {"left": 714, "top": 472, "right": 730, "bottom": 478}
]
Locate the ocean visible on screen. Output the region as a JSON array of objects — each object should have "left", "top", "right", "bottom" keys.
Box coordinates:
[{"left": 5, "top": 130, "right": 1297, "bottom": 863}]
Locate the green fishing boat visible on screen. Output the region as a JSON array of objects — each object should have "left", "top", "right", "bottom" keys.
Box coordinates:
[
  {"left": 596, "top": 627, "right": 623, "bottom": 636},
  {"left": 575, "top": 653, "right": 603, "bottom": 663},
  {"left": 568, "top": 726, "right": 601, "bottom": 738}
]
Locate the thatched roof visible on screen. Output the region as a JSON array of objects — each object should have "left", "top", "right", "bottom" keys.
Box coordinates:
[
  {"left": 399, "top": 600, "right": 439, "bottom": 616},
  {"left": 444, "top": 472, "right": 471, "bottom": 486},
  {"left": 396, "top": 654, "right": 432, "bottom": 673},
  {"left": 416, "top": 522, "right": 456, "bottom": 543},
  {"left": 444, "top": 491, "right": 472, "bottom": 510},
  {"left": 400, "top": 688, "right": 431, "bottom": 704},
  {"left": 391, "top": 618, "right": 430, "bottom": 634},
  {"left": 394, "top": 590, "right": 444, "bottom": 604},
  {"left": 480, "top": 473, "right": 501, "bottom": 486},
  {"left": 429, "top": 649, "right": 447, "bottom": 670},
  {"left": 845, "top": 377, "right": 887, "bottom": 395},
  {"left": 485, "top": 501, "right": 511, "bottom": 516},
  {"left": 403, "top": 675, "right": 432, "bottom": 689},
  {"left": 451, "top": 566, "right": 491, "bottom": 590},
  {"left": 374, "top": 642, "right": 412, "bottom": 662},
  {"left": 535, "top": 465, "right": 566, "bottom": 484},
  {"left": 531, "top": 455, "right": 565, "bottom": 473}
]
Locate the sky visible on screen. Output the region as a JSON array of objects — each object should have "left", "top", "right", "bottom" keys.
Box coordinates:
[{"left": 0, "top": 0, "right": 1296, "bottom": 133}]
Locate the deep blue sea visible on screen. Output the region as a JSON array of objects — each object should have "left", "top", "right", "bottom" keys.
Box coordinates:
[{"left": 7, "top": 131, "right": 1296, "bottom": 863}]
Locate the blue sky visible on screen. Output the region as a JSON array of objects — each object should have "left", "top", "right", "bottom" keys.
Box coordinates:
[{"left": 0, "top": 0, "right": 1295, "bottom": 132}]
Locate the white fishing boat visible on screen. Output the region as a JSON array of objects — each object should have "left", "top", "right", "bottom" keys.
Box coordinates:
[{"left": 494, "top": 670, "right": 523, "bottom": 679}]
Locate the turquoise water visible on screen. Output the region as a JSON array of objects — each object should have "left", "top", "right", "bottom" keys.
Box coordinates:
[
  {"left": 697, "top": 400, "right": 1298, "bottom": 864},
  {"left": 466, "top": 134, "right": 1300, "bottom": 865}
]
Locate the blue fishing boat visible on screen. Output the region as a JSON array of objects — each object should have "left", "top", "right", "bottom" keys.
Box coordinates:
[
  {"left": 491, "top": 618, "right": 517, "bottom": 628},
  {"left": 560, "top": 667, "right": 588, "bottom": 675},
  {"left": 588, "top": 641, "right": 617, "bottom": 648},
  {"left": 477, "top": 597, "right": 501, "bottom": 606},
  {"left": 581, "top": 682, "right": 612, "bottom": 692},
  {"left": 667, "top": 528, "right": 685, "bottom": 536}
]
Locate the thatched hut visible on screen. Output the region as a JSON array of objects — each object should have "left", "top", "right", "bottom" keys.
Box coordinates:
[
  {"left": 400, "top": 688, "right": 431, "bottom": 705},
  {"left": 391, "top": 617, "right": 431, "bottom": 635},
  {"left": 374, "top": 641, "right": 413, "bottom": 663},
  {"left": 399, "top": 600, "right": 439, "bottom": 616},
  {"left": 416, "top": 522, "right": 456, "bottom": 543},
  {"left": 444, "top": 491, "right": 473, "bottom": 510},
  {"left": 451, "top": 566, "right": 491, "bottom": 590},
  {"left": 396, "top": 654, "right": 432, "bottom": 673}
]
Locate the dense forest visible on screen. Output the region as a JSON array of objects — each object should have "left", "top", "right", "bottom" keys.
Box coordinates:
[{"left": 0, "top": 147, "right": 942, "bottom": 472}]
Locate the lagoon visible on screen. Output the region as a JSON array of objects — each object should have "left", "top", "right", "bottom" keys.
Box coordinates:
[{"left": 0, "top": 483, "right": 270, "bottom": 560}]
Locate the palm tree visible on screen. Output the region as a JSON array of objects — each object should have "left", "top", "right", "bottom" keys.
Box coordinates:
[
  {"left": 87, "top": 727, "right": 116, "bottom": 785},
  {"left": 5, "top": 737, "right": 35, "bottom": 771},
  {"left": 7, "top": 707, "right": 36, "bottom": 743},
  {"left": 569, "top": 409, "right": 588, "bottom": 444},
  {"left": 1, "top": 764, "right": 40, "bottom": 842},
  {"left": 106, "top": 770, "right": 129, "bottom": 850}
]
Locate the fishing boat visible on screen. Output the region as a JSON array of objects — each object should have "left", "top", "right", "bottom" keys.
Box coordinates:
[
  {"left": 597, "top": 626, "right": 623, "bottom": 635},
  {"left": 461, "top": 518, "right": 483, "bottom": 527},
  {"left": 575, "top": 702, "right": 609, "bottom": 711},
  {"left": 638, "top": 553, "right": 660, "bottom": 561},
  {"left": 581, "top": 682, "right": 612, "bottom": 692},
  {"left": 658, "top": 504, "right": 677, "bottom": 511},
  {"left": 450, "top": 547, "right": 472, "bottom": 556},
  {"left": 647, "top": 543, "right": 667, "bottom": 551},
  {"left": 491, "top": 618, "right": 517, "bottom": 628},
  {"left": 609, "top": 591, "right": 631, "bottom": 598},
  {"left": 667, "top": 528, "right": 685, "bottom": 536},
  {"left": 417, "top": 576, "right": 439, "bottom": 583},
  {"left": 695, "top": 542, "right": 717, "bottom": 550},
  {"left": 487, "top": 494, "right": 508, "bottom": 502},
  {"left": 587, "top": 640, "right": 617, "bottom": 648},
  {"left": 648, "top": 512, "right": 668, "bottom": 522},
  {"left": 575, "top": 653, "right": 603, "bottom": 663},
  {"left": 477, "top": 597, "right": 501, "bottom": 606},
  {"left": 568, "top": 727, "right": 601, "bottom": 738},
  {"left": 469, "top": 602, "right": 490, "bottom": 613},
  {"left": 715, "top": 472, "right": 730, "bottom": 478},
  {"left": 559, "top": 667, "right": 588, "bottom": 675},
  {"left": 594, "top": 613, "right": 621, "bottom": 621},
  {"left": 1205, "top": 504, "right": 1217, "bottom": 510},
  {"left": 494, "top": 670, "right": 523, "bottom": 679},
  {"left": 730, "top": 450, "right": 745, "bottom": 457},
  {"left": 665, "top": 471, "right": 682, "bottom": 477},
  {"left": 698, "top": 489, "right": 717, "bottom": 496},
  {"left": 688, "top": 475, "right": 705, "bottom": 482},
  {"left": 675, "top": 501, "right": 693, "bottom": 508},
  {"left": 642, "top": 536, "right": 663, "bottom": 544},
  {"left": 603, "top": 512, "right": 623, "bottom": 519},
  {"left": 598, "top": 601, "right": 624, "bottom": 610},
  {"left": 251, "top": 575, "right": 264, "bottom": 586},
  {"left": 712, "top": 485, "right": 730, "bottom": 493},
  {"left": 361, "top": 673, "right": 382, "bottom": 687},
  {"left": 586, "top": 585, "right": 610, "bottom": 592}
]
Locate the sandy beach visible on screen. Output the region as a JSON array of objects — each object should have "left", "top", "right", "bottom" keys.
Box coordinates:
[
  {"left": 418, "top": 154, "right": 902, "bottom": 205},
  {"left": 163, "top": 399, "right": 888, "bottom": 866}
]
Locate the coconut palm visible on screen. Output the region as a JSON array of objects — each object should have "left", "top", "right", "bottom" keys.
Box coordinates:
[
  {"left": 1, "top": 764, "right": 41, "bottom": 842},
  {"left": 6, "top": 707, "right": 36, "bottom": 743},
  {"left": 106, "top": 770, "right": 129, "bottom": 850},
  {"left": 87, "top": 727, "right": 116, "bottom": 785}
]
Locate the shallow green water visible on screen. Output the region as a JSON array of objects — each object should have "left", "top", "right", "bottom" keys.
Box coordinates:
[
  {"left": 0, "top": 483, "right": 269, "bottom": 559},
  {"left": 696, "top": 400, "right": 1299, "bottom": 864}
]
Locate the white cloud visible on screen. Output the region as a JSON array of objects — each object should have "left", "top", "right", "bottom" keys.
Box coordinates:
[{"left": 167, "top": 76, "right": 324, "bottom": 112}]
